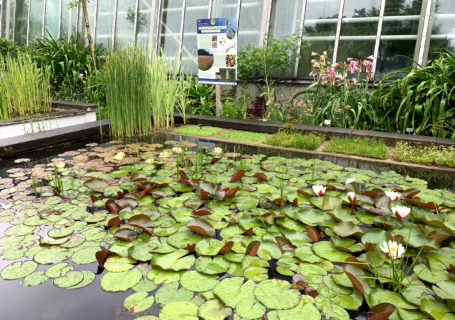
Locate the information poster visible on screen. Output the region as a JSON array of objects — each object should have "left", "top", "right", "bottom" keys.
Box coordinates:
[{"left": 197, "top": 18, "right": 237, "bottom": 85}]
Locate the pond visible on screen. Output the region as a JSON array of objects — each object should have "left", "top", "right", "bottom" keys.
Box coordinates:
[{"left": 0, "top": 133, "right": 454, "bottom": 320}]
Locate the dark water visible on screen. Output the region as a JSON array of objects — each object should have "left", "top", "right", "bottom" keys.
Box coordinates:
[{"left": 0, "top": 132, "right": 454, "bottom": 320}]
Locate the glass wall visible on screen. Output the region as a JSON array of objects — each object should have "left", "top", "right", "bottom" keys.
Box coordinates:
[
  {"left": 337, "top": 0, "right": 381, "bottom": 62},
  {"left": 238, "top": 0, "right": 263, "bottom": 48},
  {"left": 115, "top": 0, "right": 136, "bottom": 48},
  {"left": 2, "top": 0, "right": 455, "bottom": 79},
  {"left": 136, "top": 0, "right": 153, "bottom": 47},
  {"left": 159, "top": 0, "right": 183, "bottom": 61},
  {"left": 429, "top": 0, "right": 455, "bottom": 58},
  {"left": 298, "top": 0, "right": 341, "bottom": 77},
  {"left": 14, "top": 0, "right": 29, "bottom": 44},
  {"left": 376, "top": 0, "right": 423, "bottom": 75},
  {"left": 181, "top": 0, "right": 209, "bottom": 73}
]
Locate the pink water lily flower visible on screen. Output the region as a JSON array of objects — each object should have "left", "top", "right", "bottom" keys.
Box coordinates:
[
  {"left": 392, "top": 206, "right": 411, "bottom": 219},
  {"left": 312, "top": 185, "right": 326, "bottom": 196},
  {"left": 380, "top": 240, "right": 405, "bottom": 259},
  {"left": 385, "top": 191, "right": 401, "bottom": 201},
  {"left": 347, "top": 192, "right": 356, "bottom": 202}
]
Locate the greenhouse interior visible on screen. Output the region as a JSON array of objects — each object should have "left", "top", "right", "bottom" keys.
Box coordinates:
[{"left": 1, "top": 0, "right": 455, "bottom": 319}]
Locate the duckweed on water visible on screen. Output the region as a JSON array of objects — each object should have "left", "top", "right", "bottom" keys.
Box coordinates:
[{"left": 0, "top": 141, "right": 455, "bottom": 319}]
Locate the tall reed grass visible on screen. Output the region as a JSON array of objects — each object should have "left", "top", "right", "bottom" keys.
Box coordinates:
[
  {"left": 105, "top": 47, "right": 152, "bottom": 137},
  {"left": 0, "top": 53, "right": 51, "bottom": 120}
]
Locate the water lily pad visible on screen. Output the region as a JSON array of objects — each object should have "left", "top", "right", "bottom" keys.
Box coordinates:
[
  {"left": 69, "top": 270, "right": 96, "bottom": 289},
  {"left": 123, "top": 292, "right": 155, "bottom": 313},
  {"left": 151, "top": 249, "right": 195, "bottom": 271},
  {"left": 1, "top": 261, "right": 37, "bottom": 280},
  {"left": 45, "top": 263, "right": 73, "bottom": 278},
  {"left": 159, "top": 300, "right": 199, "bottom": 320},
  {"left": 369, "top": 288, "right": 417, "bottom": 309},
  {"left": 104, "top": 256, "right": 136, "bottom": 272},
  {"left": 54, "top": 270, "right": 84, "bottom": 288},
  {"left": 4, "top": 224, "right": 38, "bottom": 236},
  {"left": 254, "top": 279, "right": 301, "bottom": 310},
  {"left": 71, "top": 246, "right": 99, "bottom": 264},
  {"left": 196, "top": 238, "right": 225, "bottom": 256},
  {"left": 312, "top": 241, "right": 351, "bottom": 262},
  {"left": 33, "top": 247, "right": 72, "bottom": 264},
  {"left": 195, "top": 256, "right": 230, "bottom": 275},
  {"left": 198, "top": 299, "right": 232, "bottom": 320},
  {"left": 132, "top": 277, "right": 158, "bottom": 292},
  {"left": 235, "top": 298, "right": 266, "bottom": 320},
  {"left": 180, "top": 270, "right": 218, "bottom": 292},
  {"left": 22, "top": 271, "right": 48, "bottom": 286},
  {"left": 155, "top": 281, "right": 194, "bottom": 306},
  {"left": 187, "top": 219, "right": 215, "bottom": 237},
  {"left": 421, "top": 299, "right": 455, "bottom": 320},
  {"left": 83, "top": 177, "right": 109, "bottom": 193},
  {"left": 101, "top": 268, "right": 142, "bottom": 292},
  {"left": 214, "top": 277, "right": 256, "bottom": 308},
  {"left": 433, "top": 280, "right": 455, "bottom": 300}
]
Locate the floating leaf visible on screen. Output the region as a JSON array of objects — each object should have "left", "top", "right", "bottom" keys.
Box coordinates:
[
  {"left": 100, "top": 268, "right": 142, "bottom": 292},
  {"left": 367, "top": 303, "right": 395, "bottom": 320},
  {"left": 245, "top": 240, "right": 260, "bottom": 256},
  {"left": 1, "top": 261, "right": 37, "bottom": 280},
  {"left": 235, "top": 298, "right": 266, "bottom": 320},
  {"left": 22, "top": 271, "right": 48, "bottom": 286},
  {"left": 53, "top": 270, "right": 84, "bottom": 288},
  {"left": 151, "top": 249, "right": 195, "bottom": 271},
  {"left": 254, "top": 279, "right": 301, "bottom": 310},
  {"left": 198, "top": 299, "right": 232, "bottom": 320},
  {"left": 128, "top": 214, "right": 154, "bottom": 234},
  {"left": 83, "top": 177, "right": 109, "bottom": 193},
  {"left": 113, "top": 228, "right": 137, "bottom": 242},
  {"left": 230, "top": 170, "right": 245, "bottom": 182},
  {"left": 159, "top": 300, "right": 199, "bottom": 320},
  {"left": 187, "top": 219, "right": 215, "bottom": 237},
  {"left": 154, "top": 281, "right": 194, "bottom": 306},
  {"left": 180, "top": 270, "right": 218, "bottom": 292}
]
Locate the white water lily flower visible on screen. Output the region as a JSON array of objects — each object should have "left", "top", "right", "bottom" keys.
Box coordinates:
[
  {"left": 324, "top": 119, "right": 331, "bottom": 126},
  {"left": 172, "top": 147, "right": 183, "bottom": 154},
  {"left": 345, "top": 178, "right": 356, "bottom": 184},
  {"left": 380, "top": 240, "right": 405, "bottom": 259},
  {"left": 160, "top": 150, "right": 172, "bottom": 158},
  {"left": 14, "top": 158, "right": 30, "bottom": 164},
  {"left": 113, "top": 152, "right": 126, "bottom": 161},
  {"left": 145, "top": 158, "right": 154, "bottom": 164},
  {"left": 347, "top": 192, "right": 356, "bottom": 202},
  {"left": 385, "top": 191, "right": 401, "bottom": 201},
  {"left": 212, "top": 147, "right": 223, "bottom": 156},
  {"left": 312, "top": 185, "right": 326, "bottom": 196},
  {"left": 0, "top": 203, "right": 13, "bottom": 210},
  {"left": 54, "top": 162, "right": 66, "bottom": 169},
  {"left": 392, "top": 206, "right": 411, "bottom": 219}
]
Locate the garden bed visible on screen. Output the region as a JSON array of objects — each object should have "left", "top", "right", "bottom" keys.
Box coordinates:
[{"left": 0, "top": 101, "right": 98, "bottom": 139}]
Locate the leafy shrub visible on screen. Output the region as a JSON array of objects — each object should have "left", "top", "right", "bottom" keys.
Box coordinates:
[
  {"left": 377, "top": 49, "right": 455, "bottom": 138},
  {"left": 221, "top": 98, "right": 245, "bottom": 119},
  {"left": 28, "top": 34, "right": 106, "bottom": 102},
  {"left": 186, "top": 77, "right": 216, "bottom": 116}
]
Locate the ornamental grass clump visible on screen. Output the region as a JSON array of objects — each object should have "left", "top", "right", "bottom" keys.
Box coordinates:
[
  {"left": 105, "top": 47, "right": 152, "bottom": 137},
  {"left": 393, "top": 142, "right": 455, "bottom": 167},
  {"left": 0, "top": 53, "right": 51, "bottom": 120}
]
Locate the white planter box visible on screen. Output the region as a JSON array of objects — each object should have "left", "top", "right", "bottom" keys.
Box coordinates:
[{"left": 0, "top": 101, "right": 97, "bottom": 139}]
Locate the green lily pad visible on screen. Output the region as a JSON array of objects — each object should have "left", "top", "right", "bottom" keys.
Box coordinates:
[
  {"left": 123, "top": 292, "right": 155, "bottom": 313},
  {"left": 159, "top": 300, "right": 199, "bottom": 320},
  {"left": 198, "top": 299, "right": 232, "bottom": 320},
  {"left": 151, "top": 249, "right": 195, "bottom": 271},
  {"left": 254, "top": 279, "right": 301, "bottom": 310},
  {"left": 132, "top": 277, "right": 158, "bottom": 292},
  {"left": 196, "top": 238, "right": 225, "bottom": 256},
  {"left": 1, "top": 261, "right": 37, "bottom": 280},
  {"left": 433, "top": 280, "right": 455, "bottom": 300},
  {"left": 104, "top": 256, "right": 136, "bottom": 272},
  {"left": 45, "top": 263, "right": 73, "bottom": 278},
  {"left": 195, "top": 256, "right": 230, "bottom": 275},
  {"left": 155, "top": 281, "right": 194, "bottom": 306},
  {"left": 421, "top": 299, "right": 455, "bottom": 320},
  {"left": 53, "top": 270, "right": 84, "bottom": 288},
  {"left": 214, "top": 277, "right": 256, "bottom": 308},
  {"left": 22, "top": 271, "right": 48, "bottom": 286},
  {"left": 180, "top": 270, "right": 218, "bottom": 292},
  {"left": 71, "top": 246, "right": 99, "bottom": 264},
  {"left": 235, "top": 298, "right": 266, "bottom": 320},
  {"left": 369, "top": 288, "right": 417, "bottom": 309},
  {"left": 100, "top": 268, "right": 142, "bottom": 292},
  {"left": 33, "top": 247, "right": 72, "bottom": 264},
  {"left": 69, "top": 270, "right": 96, "bottom": 289},
  {"left": 312, "top": 241, "right": 351, "bottom": 262}
]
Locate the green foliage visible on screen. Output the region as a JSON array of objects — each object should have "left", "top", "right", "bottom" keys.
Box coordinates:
[
  {"left": 28, "top": 34, "right": 106, "bottom": 102},
  {"left": 186, "top": 78, "right": 216, "bottom": 116},
  {"left": 217, "top": 130, "right": 269, "bottom": 142},
  {"left": 265, "top": 132, "right": 325, "bottom": 150},
  {"left": 0, "top": 52, "right": 51, "bottom": 120},
  {"left": 221, "top": 98, "right": 245, "bottom": 119},
  {"left": 104, "top": 47, "right": 152, "bottom": 137},
  {"left": 377, "top": 50, "right": 455, "bottom": 138},
  {"left": 324, "top": 137, "right": 388, "bottom": 159},
  {"left": 0, "top": 38, "right": 19, "bottom": 58},
  {"left": 393, "top": 142, "right": 455, "bottom": 167},
  {"left": 173, "top": 125, "right": 223, "bottom": 137}
]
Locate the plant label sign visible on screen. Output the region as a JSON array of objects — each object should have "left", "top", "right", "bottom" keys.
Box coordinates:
[{"left": 197, "top": 18, "right": 238, "bottom": 86}]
